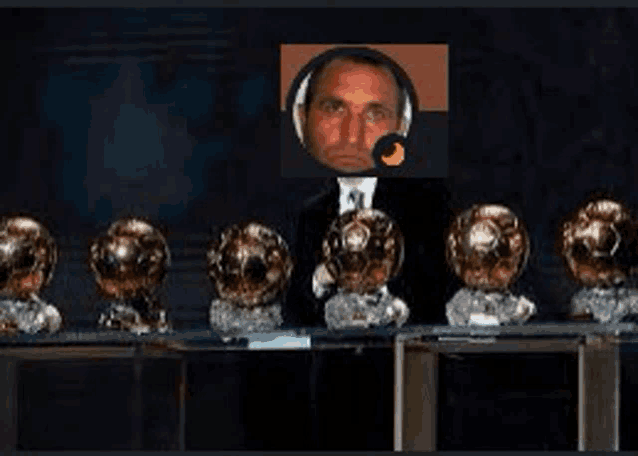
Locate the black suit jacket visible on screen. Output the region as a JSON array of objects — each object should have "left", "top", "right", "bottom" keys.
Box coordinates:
[{"left": 284, "top": 177, "right": 455, "bottom": 328}]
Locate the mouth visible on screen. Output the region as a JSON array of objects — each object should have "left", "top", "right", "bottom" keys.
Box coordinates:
[{"left": 326, "top": 152, "right": 372, "bottom": 171}]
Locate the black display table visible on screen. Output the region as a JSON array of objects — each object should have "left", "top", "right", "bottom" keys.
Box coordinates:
[{"left": 0, "top": 323, "right": 634, "bottom": 451}]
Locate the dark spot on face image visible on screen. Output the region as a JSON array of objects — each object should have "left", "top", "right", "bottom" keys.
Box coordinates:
[{"left": 299, "top": 56, "right": 405, "bottom": 174}]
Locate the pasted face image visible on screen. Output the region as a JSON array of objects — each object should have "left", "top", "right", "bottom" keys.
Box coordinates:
[{"left": 301, "top": 59, "right": 402, "bottom": 173}]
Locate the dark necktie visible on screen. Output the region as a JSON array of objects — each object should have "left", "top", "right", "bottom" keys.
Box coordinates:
[{"left": 348, "top": 189, "right": 365, "bottom": 210}]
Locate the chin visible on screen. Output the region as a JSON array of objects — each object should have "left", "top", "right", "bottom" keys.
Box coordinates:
[
  {"left": 335, "top": 168, "right": 363, "bottom": 174},
  {"left": 330, "top": 163, "right": 374, "bottom": 174},
  {"left": 313, "top": 151, "right": 373, "bottom": 173}
]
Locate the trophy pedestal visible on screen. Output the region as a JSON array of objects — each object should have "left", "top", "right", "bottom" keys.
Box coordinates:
[
  {"left": 0, "top": 299, "right": 62, "bottom": 334},
  {"left": 324, "top": 289, "right": 409, "bottom": 330},
  {"left": 209, "top": 299, "right": 283, "bottom": 341},
  {"left": 446, "top": 288, "right": 536, "bottom": 326},
  {"left": 98, "top": 302, "right": 171, "bottom": 335},
  {"left": 571, "top": 287, "right": 638, "bottom": 323}
]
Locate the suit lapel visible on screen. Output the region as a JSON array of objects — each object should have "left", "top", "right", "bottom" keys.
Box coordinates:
[
  {"left": 372, "top": 178, "right": 400, "bottom": 218},
  {"left": 324, "top": 179, "right": 339, "bottom": 221},
  {"left": 304, "top": 179, "right": 339, "bottom": 239}
]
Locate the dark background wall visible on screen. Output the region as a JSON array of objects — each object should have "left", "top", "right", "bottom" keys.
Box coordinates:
[{"left": 3, "top": 8, "right": 637, "bottom": 327}]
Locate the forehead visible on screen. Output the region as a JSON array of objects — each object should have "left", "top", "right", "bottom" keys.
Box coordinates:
[{"left": 314, "top": 59, "right": 399, "bottom": 105}]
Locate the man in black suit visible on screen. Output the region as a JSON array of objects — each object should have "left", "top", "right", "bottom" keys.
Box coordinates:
[
  {"left": 285, "top": 176, "right": 453, "bottom": 328},
  {"left": 282, "top": 46, "right": 454, "bottom": 451},
  {"left": 282, "top": 176, "right": 453, "bottom": 451},
  {"left": 284, "top": 46, "right": 454, "bottom": 326},
  {"left": 283, "top": 176, "right": 453, "bottom": 451}
]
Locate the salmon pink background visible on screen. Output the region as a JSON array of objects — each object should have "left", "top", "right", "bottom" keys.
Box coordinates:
[{"left": 280, "top": 43, "right": 448, "bottom": 112}]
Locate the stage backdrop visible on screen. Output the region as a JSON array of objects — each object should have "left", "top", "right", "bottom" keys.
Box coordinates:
[{"left": 2, "top": 8, "right": 638, "bottom": 326}]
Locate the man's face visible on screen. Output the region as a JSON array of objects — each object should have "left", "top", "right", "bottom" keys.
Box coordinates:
[{"left": 302, "top": 59, "right": 401, "bottom": 173}]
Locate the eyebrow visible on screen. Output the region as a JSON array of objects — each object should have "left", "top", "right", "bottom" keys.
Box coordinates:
[
  {"left": 366, "top": 102, "right": 395, "bottom": 116},
  {"left": 315, "top": 96, "right": 344, "bottom": 105},
  {"left": 315, "top": 96, "right": 395, "bottom": 115}
]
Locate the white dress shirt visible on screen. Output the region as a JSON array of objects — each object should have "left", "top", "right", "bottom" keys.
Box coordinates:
[{"left": 337, "top": 177, "right": 378, "bottom": 215}]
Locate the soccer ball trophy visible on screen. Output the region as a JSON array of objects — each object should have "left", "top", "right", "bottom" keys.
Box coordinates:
[
  {"left": 90, "top": 217, "right": 171, "bottom": 334},
  {"left": 313, "top": 208, "right": 409, "bottom": 330},
  {"left": 207, "top": 221, "right": 293, "bottom": 340},
  {"left": 0, "top": 215, "right": 62, "bottom": 334},
  {"left": 445, "top": 204, "right": 536, "bottom": 326},
  {"left": 558, "top": 197, "right": 638, "bottom": 323}
]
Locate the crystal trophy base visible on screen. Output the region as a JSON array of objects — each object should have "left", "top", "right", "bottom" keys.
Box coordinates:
[
  {"left": 209, "top": 299, "right": 283, "bottom": 341},
  {"left": 324, "top": 288, "right": 409, "bottom": 331},
  {"left": 446, "top": 288, "right": 536, "bottom": 327},
  {"left": 0, "top": 298, "right": 62, "bottom": 334},
  {"left": 98, "top": 302, "right": 171, "bottom": 335},
  {"left": 571, "top": 286, "right": 638, "bottom": 323}
]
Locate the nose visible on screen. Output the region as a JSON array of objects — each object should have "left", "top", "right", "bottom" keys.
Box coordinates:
[{"left": 344, "top": 112, "right": 364, "bottom": 145}]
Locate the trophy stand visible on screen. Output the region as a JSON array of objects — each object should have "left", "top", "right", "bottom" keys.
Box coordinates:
[
  {"left": 207, "top": 221, "right": 292, "bottom": 341},
  {"left": 313, "top": 208, "right": 409, "bottom": 331},
  {"left": 0, "top": 215, "right": 63, "bottom": 334},
  {"left": 445, "top": 204, "right": 536, "bottom": 326},
  {"left": 559, "top": 198, "right": 638, "bottom": 323},
  {"left": 90, "top": 217, "right": 172, "bottom": 334}
]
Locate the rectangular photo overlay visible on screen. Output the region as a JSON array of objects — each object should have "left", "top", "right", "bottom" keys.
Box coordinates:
[{"left": 280, "top": 43, "right": 448, "bottom": 178}]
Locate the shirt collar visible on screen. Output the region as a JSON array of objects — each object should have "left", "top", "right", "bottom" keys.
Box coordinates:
[
  {"left": 337, "top": 177, "right": 378, "bottom": 214},
  {"left": 337, "top": 177, "right": 378, "bottom": 195}
]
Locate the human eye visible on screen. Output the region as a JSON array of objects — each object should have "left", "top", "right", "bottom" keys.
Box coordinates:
[
  {"left": 319, "top": 99, "right": 344, "bottom": 114},
  {"left": 366, "top": 107, "right": 390, "bottom": 123}
]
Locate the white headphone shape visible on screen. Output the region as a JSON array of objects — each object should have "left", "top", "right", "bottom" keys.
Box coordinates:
[{"left": 291, "top": 70, "right": 413, "bottom": 147}]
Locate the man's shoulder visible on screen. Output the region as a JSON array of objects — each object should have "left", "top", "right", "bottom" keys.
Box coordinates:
[
  {"left": 378, "top": 177, "right": 448, "bottom": 193},
  {"left": 300, "top": 182, "right": 338, "bottom": 213},
  {"left": 375, "top": 178, "right": 450, "bottom": 210}
]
